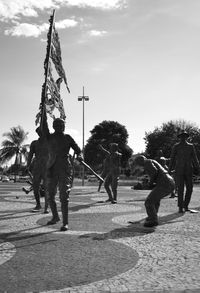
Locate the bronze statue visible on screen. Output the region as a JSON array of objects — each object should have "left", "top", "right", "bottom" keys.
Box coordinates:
[
  {"left": 134, "top": 155, "right": 175, "bottom": 227},
  {"left": 97, "top": 156, "right": 110, "bottom": 193},
  {"left": 169, "top": 131, "right": 200, "bottom": 213},
  {"left": 26, "top": 127, "right": 49, "bottom": 213},
  {"left": 155, "top": 150, "right": 177, "bottom": 198},
  {"left": 99, "top": 143, "right": 122, "bottom": 204},
  {"left": 42, "top": 117, "right": 83, "bottom": 231}
]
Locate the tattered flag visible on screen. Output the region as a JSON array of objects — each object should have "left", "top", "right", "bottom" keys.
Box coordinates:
[{"left": 35, "top": 11, "right": 69, "bottom": 126}]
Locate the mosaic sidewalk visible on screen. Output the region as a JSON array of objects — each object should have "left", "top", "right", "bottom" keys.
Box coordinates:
[{"left": 0, "top": 182, "right": 200, "bottom": 293}]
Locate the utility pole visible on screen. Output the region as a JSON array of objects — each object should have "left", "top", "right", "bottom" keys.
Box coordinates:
[{"left": 78, "top": 86, "right": 89, "bottom": 186}]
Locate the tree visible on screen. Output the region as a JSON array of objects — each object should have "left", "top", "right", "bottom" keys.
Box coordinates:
[
  {"left": 0, "top": 126, "right": 29, "bottom": 169},
  {"left": 84, "top": 120, "right": 133, "bottom": 170},
  {"left": 144, "top": 119, "right": 200, "bottom": 159}
]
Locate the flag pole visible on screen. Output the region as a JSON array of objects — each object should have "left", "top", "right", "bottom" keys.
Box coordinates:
[{"left": 40, "top": 9, "right": 56, "bottom": 129}]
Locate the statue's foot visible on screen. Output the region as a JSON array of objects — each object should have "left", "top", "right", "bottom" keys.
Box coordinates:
[
  {"left": 22, "top": 187, "right": 29, "bottom": 194},
  {"left": 143, "top": 220, "right": 158, "bottom": 227},
  {"left": 47, "top": 217, "right": 60, "bottom": 225},
  {"left": 32, "top": 205, "right": 42, "bottom": 212},
  {"left": 111, "top": 200, "right": 117, "bottom": 204},
  {"left": 105, "top": 198, "right": 112, "bottom": 202},
  {"left": 60, "top": 225, "right": 68, "bottom": 231}
]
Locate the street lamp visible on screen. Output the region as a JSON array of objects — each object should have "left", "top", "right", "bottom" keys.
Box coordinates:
[{"left": 78, "top": 86, "right": 89, "bottom": 186}]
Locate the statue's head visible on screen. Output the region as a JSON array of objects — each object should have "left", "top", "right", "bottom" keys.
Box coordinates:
[
  {"left": 109, "top": 143, "right": 118, "bottom": 152},
  {"left": 53, "top": 118, "right": 65, "bottom": 133},
  {"left": 177, "top": 130, "right": 189, "bottom": 141},
  {"left": 134, "top": 155, "right": 146, "bottom": 166}
]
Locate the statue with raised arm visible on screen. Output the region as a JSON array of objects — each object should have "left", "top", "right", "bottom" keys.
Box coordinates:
[{"left": 99, "top": 143, "right": 122, "bottom": 204}]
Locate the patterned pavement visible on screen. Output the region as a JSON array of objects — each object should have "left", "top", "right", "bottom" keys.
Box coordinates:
[{"left": 0, "top": 182, "right": 200, "bottom": 293}]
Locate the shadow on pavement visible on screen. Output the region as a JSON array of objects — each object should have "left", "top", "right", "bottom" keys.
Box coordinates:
[
  {"left": 72, "top": 191, "right": 98, "bottom": 195},
  {"left": 79, "top": 210, "right": 186, "bottom": 241},
  {"left": 69, "top": 201, "right": 102, "bottom": 212},
  {"left": 79, "top": 224, "right": 155, "bottom": 241},
  {"left": 0, "top": 230, "right": 60, "bottom": 248},
  {"left": 0, "top": 211, "right": 40, "bottom": 221},
  {"left": 159, "top": 211, "right": 186, "bottom": 225},
  {"left": 125, "top": 199, "right": 145, "bottom": 202},
  {"left": 0, "top": 222, "right": 56, "bottom": 243}
]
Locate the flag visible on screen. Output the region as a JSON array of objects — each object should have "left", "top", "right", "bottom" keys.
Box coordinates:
[
  {"left": 51, "top": 28, "right": 70, "bottom": 93},
  {"left": 35, "top": 11, "right": 69, "bottom": 126},
  {"left": 45, "top": 63, "right": 66, "bottom": 120}
]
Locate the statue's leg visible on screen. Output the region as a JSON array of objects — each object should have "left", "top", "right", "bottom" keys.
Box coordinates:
[
  {"left": 59, "top": 170, "right": 70, "bottom": 231},
  {"left": 32, "top": 170, "right": 42, "bottom": 211},
  {"left": 184, "top": 173, "right": 193, "bottom": 211},
  {"left": 46, "top": 174, "right": 60, "bottom": 224},
  {"left": 104, "top": 174, "right": 113, "bottom": 201}
]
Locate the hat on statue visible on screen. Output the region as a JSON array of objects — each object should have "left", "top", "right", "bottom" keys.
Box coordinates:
[{"left": 177, "top": 130, "right": 189, "bottom": 138}]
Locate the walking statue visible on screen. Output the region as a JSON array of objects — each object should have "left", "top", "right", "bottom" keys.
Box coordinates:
[
  {"left": 169, "top": 130, "right": 200, "bottom": 213},
  {"left": 41, "top": 114, "right": 83, "bottom": 231},
  {"left": 99, "top": 143, "right": 122, "bottom": 204},
  {"left": 97, "top": 156, "right": 110, "bottom": 193},
  {"left": 26, "top": 127, "right": 49, "bottom": 213}
]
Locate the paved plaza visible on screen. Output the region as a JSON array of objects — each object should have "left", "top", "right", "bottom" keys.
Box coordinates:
[{"left": 0, "top": 181, "right": 200, "bottom": 293}]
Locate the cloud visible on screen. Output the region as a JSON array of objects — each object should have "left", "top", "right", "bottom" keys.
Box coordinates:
[
  {"left": 4, "top": 18, "right": 78, "bottom": 37},
  {"left": 88, "top": 29, "right": 107, "bottom": 37},
  {"left": 4, "top": 22, "right": 47, "bottom": 37},
  {"left": 55, "top": 18, "right": 78, "bottom": 29},
  {"left": 0, "top": 0, "right": 57, "bottom": 21},
  {"left": 1, "top": 0, "right": 124, "bottom": 37},
  {"left": 63, "top": 0, "right": 126, "bottom": 10},
  {"left": 77, "top": 29, "right": 108, "bottom": 44},
  {"left": 0, "top": 0, "right": 126, "bottom": 22}
]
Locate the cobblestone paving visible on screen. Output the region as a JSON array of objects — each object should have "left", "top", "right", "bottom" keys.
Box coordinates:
[{"left": 0, "top": 182, "right": 200, "bottom": 292}]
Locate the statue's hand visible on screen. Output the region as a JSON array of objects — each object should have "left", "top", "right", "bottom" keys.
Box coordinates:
[{"left": 77, "top": 155, "right": 83, "bottom": 162}]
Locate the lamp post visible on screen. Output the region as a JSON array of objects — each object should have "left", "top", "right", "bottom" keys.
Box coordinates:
[{"left": 78, "top": 86, "right": 89, "bottom": 186}]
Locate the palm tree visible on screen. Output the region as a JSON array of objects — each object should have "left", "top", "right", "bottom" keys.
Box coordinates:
[{"left": 0, "top": 126, "right": 29, "bottom": 175}]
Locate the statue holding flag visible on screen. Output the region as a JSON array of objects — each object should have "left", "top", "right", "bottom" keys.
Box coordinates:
[
  {"left": 43, "top": 115, "right": 83, "bottom": 231},
  {"left": 34, "top": 10, "right": 84, "bottom": 231},
  {"left": 33, "top": 10, "right": 102, "bottom": 231}
]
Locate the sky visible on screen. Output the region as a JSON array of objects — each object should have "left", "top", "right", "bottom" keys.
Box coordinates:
[{"left": 0, "top": 0, "right": 200, "bottom": 155}]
